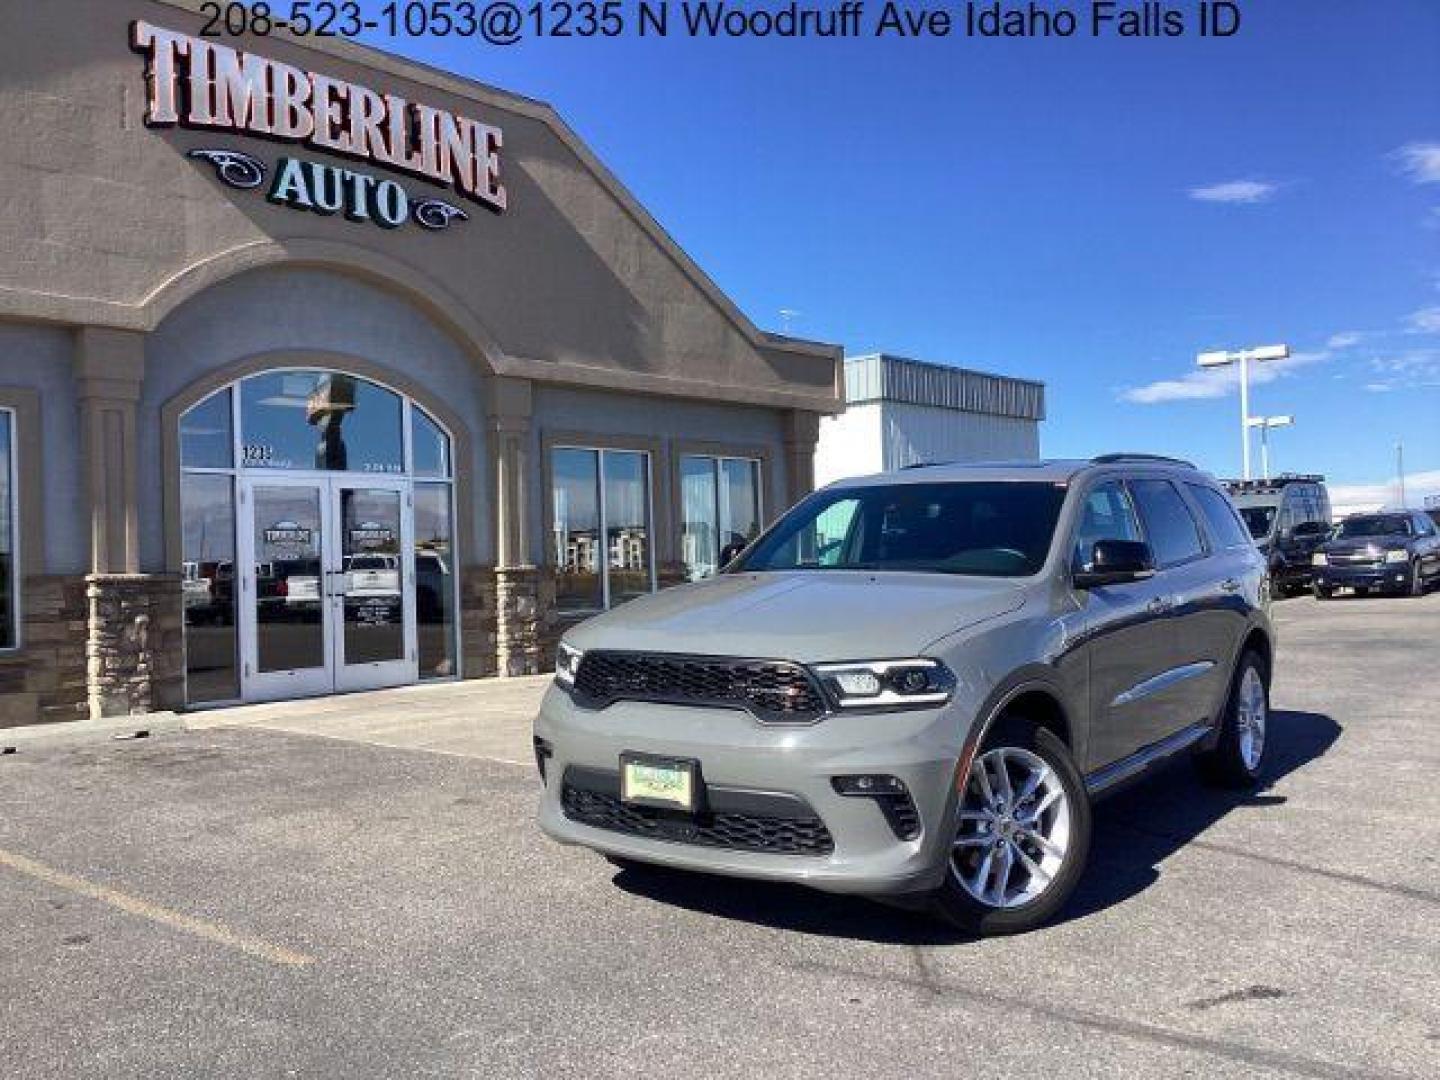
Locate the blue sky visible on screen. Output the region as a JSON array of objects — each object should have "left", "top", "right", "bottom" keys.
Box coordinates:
[{"left": 362, "top": 0, "right": 1439, "bottom": 504}]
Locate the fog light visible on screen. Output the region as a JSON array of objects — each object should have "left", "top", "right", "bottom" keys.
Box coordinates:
[
  {"left": 832, "top": 775, "right": 920, "bottom": 840},
  {"left": 832, "top": 774, "right": 905, "bottom": 796}
]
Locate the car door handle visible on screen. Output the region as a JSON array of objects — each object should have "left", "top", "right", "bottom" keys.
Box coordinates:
[
  {"left": 1220, "top": 578, "right": 1241, "bottom": 593},
  {"left": 1146, "top": 596, "right": 1173, "bottom": 614}
]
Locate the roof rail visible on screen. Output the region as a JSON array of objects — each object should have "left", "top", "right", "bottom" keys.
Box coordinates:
[
  {"left": 1090, "top": 453, "right": 1196, "bottom": 468},
  {"left": 1221, "top": 474, "right": 1326, "bottom": 491},
  {"left": 899, "top": 461, "right": 947, "bottom": 470}
]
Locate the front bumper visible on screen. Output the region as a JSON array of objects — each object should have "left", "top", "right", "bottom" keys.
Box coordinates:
[
  {"left": 1314, "top": 564, "right": 1409, "bottom": 591},
  {"left": 534, "top": 685, "right": 967, "bottom": 897}
]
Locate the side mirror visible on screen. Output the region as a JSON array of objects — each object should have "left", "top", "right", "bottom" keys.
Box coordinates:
[
  {"left": 1074, "top": 540, "right": 1156, "bottom": 590},
  {"left": 719, "top": 541, "right": 747, "bottom": 568}
]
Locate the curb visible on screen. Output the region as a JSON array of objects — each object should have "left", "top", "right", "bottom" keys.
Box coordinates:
[{"left": 1, "top": 713, "right": 187, "bottom": 755}]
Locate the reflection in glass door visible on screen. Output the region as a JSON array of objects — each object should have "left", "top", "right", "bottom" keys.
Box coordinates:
[
  {"left": 245, "top": 481, "right": 332, "bottom": 701},
  {"left": 238, "top": 478, "right": 418, "bottom": 702},
  {"left": 334, "top": 482, "right": 416, "bottom": 692}
]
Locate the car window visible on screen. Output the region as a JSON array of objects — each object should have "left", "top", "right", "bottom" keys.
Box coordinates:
[
  {"left": 1185, "top": 484, "right": 1251, "bottom": 550},
  {"left": 1415, "top": 514, "right": 1436, "bottom": 537},
  {"left": 1336, "top": 514, "right": 1411, "bottom": 539},
  {"left": 1237, "top": 504, "right": 1276, "bottom": 540},
  {"left": 735, "top": 483, "right": 1066, "bottom": 578},
  {"left": 1129, "top": 479, "right": 1206, "bottom": 566},
  {"left": 1072, "top": 481, "right": 1143, "bottom": 570}
]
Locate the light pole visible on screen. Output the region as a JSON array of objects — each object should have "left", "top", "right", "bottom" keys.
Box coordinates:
[
  {"left": 1246, "top": 415, "right": 1294, "bottom": 480},
  {"left": 1197, "top": 344, "right": 1290, "bottom": 479}
]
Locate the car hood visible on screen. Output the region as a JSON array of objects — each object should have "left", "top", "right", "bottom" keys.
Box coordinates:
[{"left": 564, "top": 572, "right": 1028, "bottom": 662}]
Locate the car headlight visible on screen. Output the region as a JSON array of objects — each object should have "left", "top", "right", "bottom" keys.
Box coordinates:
[
  {"left": 810, "top": 659, "right": 956, "bottom": 711},
  {"left": 1312, "top": 553, "right": 1328, "bottom": 566},
  {"left": 555, "top": 641, "right": 584, "bottom": 688},
  {"left": 1384, "top": 549, "right": 1409, "bottom": 564}
]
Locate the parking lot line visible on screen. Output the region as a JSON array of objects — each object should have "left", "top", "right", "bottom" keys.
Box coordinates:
[{"left": 0, "top": 847, "right": 315, "bottom": 969}]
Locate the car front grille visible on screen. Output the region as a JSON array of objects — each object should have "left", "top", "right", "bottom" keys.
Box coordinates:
[
  {"left": 561, "top": 784, "right": 835, "bottom": 857},
  {"left": 572, "top": 651, "right": 828, "bottom": 723}
]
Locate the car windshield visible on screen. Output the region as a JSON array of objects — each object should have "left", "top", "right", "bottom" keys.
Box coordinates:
[
  {"left": 731, "top": 481, "right": 1067, "bottom": 578},
  {"left": 1336, "top": 515, "right": 1411, "bottom": 539},
  {"left": 1238, "top": 505, "right": 1277, "bottom": 539}
]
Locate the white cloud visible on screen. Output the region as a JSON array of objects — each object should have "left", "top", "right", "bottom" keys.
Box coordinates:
[
  {"left": 1188, "top": 180, "right": 1278, "bottom": 205},
  {"left": 1363, "top": 382, "right": 1394, "bottom": 393},
  {"left": 1392, "top": 142, "right": 1440, "bottom": 184},
  {"left": 1119, "top": 350, "right": 1327, "bottom": 405},
  {"left": 1406, "top": 305, "right": 1440, "bottom": 333},
  {"left": 1330, "top": 470, "right": 1440, "bottom": 514},
  {"left": 1327, "top": 331, "right": 1363, "bottom": 349},
  {"left": 1369, "top": 349, "right": 1440, "bottom": 389}
]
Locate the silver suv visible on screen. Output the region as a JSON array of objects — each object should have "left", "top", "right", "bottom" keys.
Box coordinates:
[{"left": 535, "top": 456, "right": 1273, "bottom": 935}]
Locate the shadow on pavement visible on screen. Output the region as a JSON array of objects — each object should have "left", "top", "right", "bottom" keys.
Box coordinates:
[
  {"left": 1063, "top": 709, "right": 1340, "bottom": 923},
  {"left": 609, "top": 709, "right": 1341, "bottom": 943}
]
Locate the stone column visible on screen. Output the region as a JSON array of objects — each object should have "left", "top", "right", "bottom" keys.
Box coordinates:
[
  {"left": 75, "top": 330, "right": 182, "bottom": 717},
  {"left": 782, "top": 410, "right": 822, "bottom": 509},
  {"left": 488, "top": 376, "right": 547, "bottom": 676}
]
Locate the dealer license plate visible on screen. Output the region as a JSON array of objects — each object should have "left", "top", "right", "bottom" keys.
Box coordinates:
[{"left": 620, "top": 754, "right": 696, "bottom": 811}]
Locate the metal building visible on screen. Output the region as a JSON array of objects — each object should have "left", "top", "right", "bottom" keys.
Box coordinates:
[{"left": 815, "top": 355, "right": 1046, "bottom": 486}]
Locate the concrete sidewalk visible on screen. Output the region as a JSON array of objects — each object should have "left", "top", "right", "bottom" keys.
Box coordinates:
[{"left": 185, "top": 676, "right": 550, "bottom": 765}]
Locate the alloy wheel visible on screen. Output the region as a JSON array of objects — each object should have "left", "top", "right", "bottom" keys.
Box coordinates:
[
  {"left": 951, "top": 746, "right": 1072, "bottom": 909},
  {"left": 1237, "top": 666, "right": 1267, "bottom": 772}
]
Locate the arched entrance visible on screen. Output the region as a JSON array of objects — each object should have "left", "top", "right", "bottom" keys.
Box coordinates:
[{"left": 179, "top": 368, "right": 458, "bottom": 705}]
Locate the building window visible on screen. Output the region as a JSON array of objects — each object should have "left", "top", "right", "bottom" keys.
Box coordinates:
[
  {"left": 551, "top": 447, "right": 654, "bottom": 612},
  {"left": 0, "top": 410, "right": 17, "bottom": 649},
  {"left": 679, "top": 455, "right": 762, "bottom": 581},
  {"left": 239, "top": 371, "right": 404, "bottom": 473}
]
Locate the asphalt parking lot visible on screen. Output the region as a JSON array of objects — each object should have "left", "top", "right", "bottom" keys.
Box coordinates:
[{"left": 1, "top": 594, "right": 1436, "bottom": 1079}]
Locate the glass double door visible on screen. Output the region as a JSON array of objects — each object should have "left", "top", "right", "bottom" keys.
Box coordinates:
[{"left": 239, "top": 476, "right": 417, "bottom": 702}]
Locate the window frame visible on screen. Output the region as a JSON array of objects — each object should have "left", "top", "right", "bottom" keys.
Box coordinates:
[
  {"left": 1067, "top": 478, "right": 1145, "bottom": 574},
  {"left": 678, "top": 452, "right": 765, "bottom": 581},
  {"left": 550, "top": 443, "right": 658, "bottom": 613},
  {"left": 1183, "top": 482, "right": 1252, "bottom": 552},
  {"left": 0, "top": 406, "right": 18, "bottom": 653},
  {"left": 176, "top": 371, "right": 461, "bottom": 704},
  {"left": 1126, "top": 476, "right": 1211, "bottom": 569}
]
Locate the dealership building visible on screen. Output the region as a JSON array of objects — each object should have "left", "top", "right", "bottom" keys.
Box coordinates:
[{"left": 0, "top": 0, "right": 842, "bottom": 726}]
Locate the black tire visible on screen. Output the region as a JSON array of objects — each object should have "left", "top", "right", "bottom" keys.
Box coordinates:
[
  {"left": 1195, "top": 650, "right": 1269, "bottom": 788},
  {"left": 1312, "top": 583, "right": 1333, "bottom": 600},
  {"left": 930, "top": 720, "right": 1092, "bottom": 936},
  {"left": 1268, "top": 571, "right": 1287, "bottom": 601},
  {"left": 1408, "top": 561, "right": 1426, "bottom": 597}
]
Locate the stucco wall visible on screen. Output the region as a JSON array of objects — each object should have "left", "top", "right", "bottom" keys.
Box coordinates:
[
  {"left": 0, "top": 324, "right": 87, "bottom": 575},
  {"left": 0, "top": 0, "right": 839, "bottom": 414},
  {"left": 141, "top": 266, "right": 490, "bottom": 571}
]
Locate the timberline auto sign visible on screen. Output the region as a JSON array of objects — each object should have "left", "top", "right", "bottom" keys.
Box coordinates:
[{"left": 131, "top": 21, "right": 506, "bottom": 231}]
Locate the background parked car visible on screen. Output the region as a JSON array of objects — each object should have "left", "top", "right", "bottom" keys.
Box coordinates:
[
  {"left": 1224, "top": 475, "right": 1332, "bottom": 598},
  {"left": 1312, "top": 510, "right": 1440, "bottom": 598}
]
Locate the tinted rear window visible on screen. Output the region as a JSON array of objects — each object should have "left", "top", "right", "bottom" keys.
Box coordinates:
[
  {"left": 1186, "top": 484, "right": 1251, "bottom": 550},
  {"left": 1130, "top": 479, "right": 1206, "bottom": 566}
]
